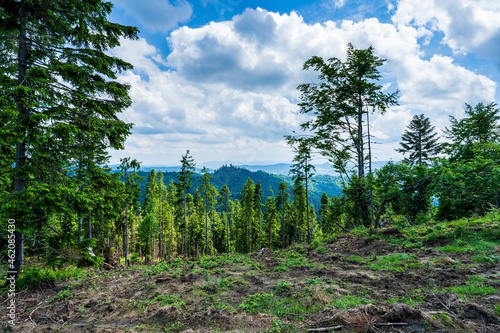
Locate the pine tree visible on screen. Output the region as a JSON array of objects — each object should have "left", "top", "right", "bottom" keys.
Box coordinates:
[
  {"left": 253, "top": 181, "right": 263, "bottom": 250},
  {"left": 240, "top": 178, "right": 255, "bottom": 252},
  {"left": 176, "top": 150, "right": 195, "bottom": 256},
  {"left": 276, "top": 181, "right": 290, "bottom": 248},
  {"left": 1, "top": 0, "right": 138, "bottom": 279},
  {"left": 199, "top": 167, "right": 213, "bottom": 255},
  {"left": 286, "top": 137, "right": 315, "bottom": 244},
  {"left": 396, "top": 114, "right": 441, "bottom": 165},
  {"left": 218, "top": 184, "right": 232, "bottom": 252}
]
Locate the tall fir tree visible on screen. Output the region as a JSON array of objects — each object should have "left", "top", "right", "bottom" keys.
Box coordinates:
[
  {"left": 176, "top": 150, "right": 195, "bottom": 256},
  {"left": 396, "top": 114, "right": 441, "bottom": 165},
  {"left": 1, "top": 0, "right": 138, "bottom": 279}
]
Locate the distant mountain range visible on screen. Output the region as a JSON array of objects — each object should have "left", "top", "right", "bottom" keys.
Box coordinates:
[{"left": 110, "top": 161, "right": 390, "bottom": 176}]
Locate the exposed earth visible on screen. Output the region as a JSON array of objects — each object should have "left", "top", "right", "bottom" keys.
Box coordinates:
[{"left": 2, "top": 233, "right": 500, "bottom": 332}]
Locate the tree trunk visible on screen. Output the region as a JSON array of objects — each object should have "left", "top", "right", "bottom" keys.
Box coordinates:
[
  {"left": 205, "top": 198, "right": 209, "bottom": 255},
  {"left": 305, "top": 157, "right": 310, "bottom": 244},
  {"left": 12, "top": 1, "right": 28, "bottom": 281},
  {"left": 88, "top": 213, "right": 92, "bottom": 239},
  {"left": 124, "top": 169, "right": 129, "bottom": 267}
]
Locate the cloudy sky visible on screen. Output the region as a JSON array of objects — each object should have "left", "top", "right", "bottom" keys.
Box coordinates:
[{"left": 107, "top": 0, "right": 500, "bottom": 168}]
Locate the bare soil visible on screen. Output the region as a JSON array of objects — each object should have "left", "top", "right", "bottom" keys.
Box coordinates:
[{"left": 2, "top": 234, "right": 499, "bottom": 332}]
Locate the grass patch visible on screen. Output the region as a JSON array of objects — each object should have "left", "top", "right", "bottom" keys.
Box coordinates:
[
  {"left": 154, "top": 294, "right": 186, "bottom": 308},
  {"left": 447, "top": 275, "right": 496, "bottom": 296},
  {"left": 347, "top": 255, "right": 366, "bottom": 264},
  {"left": 276, "top": 281, "right": 292, "bottom": 293},
  {"left": 284, "top": 252, "right": 310, "bottom": 268},
  {"left": 239, "top": 292, "right": 323, "bottom": 318},
  {"left": 332, "top": 295, "right": 372, "bottom": 309},
  {"left": 368, "top": 253, "right": 422, "bottom": 271},
  {"left": 50, "top": 289, "right": 73, "bottom": 302}
]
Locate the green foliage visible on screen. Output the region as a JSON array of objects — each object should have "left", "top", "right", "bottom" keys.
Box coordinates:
[
  {"left": 15, "top": 266, "right": 87, "bottom": 290},
  {"left": 309, "top": 239, "right": 321, "bottom": 250},
  {"left": 332, "top": 295, "right": 372, "bottom": 309},
  {"left": 284, "top": 252, "right": 309, "bottom": 268},
  {"left": 273, "top": 264, "right": 289, "bottom": 273},
  {"left": 396, "top": 114, "right": 441, "bottom": 165},
  {"left": 305, "top": 277, "right": 322, "bottom": 285},
  {"left": 50, "top": 289, "right": 73, "bottom": 303},
  {"left": 317, "top": 246, "right": 327, "bottom": 253},
  {"left": 296, "top": 43, "right": 398, "bottom": 227},
  {"left": 199, "top": 257, "right": 219, "bottom": 269},
  {"left": 471, "top": 253, "right": 500, "bottom": 264},
  {"left": 276, "top": 281, "right": 292, "bottom": 293},
  {"left": 443, "top": 102, "right": 500, "bottom": 161},
  {"left": 239, "top": 292, "right": 275, "bottom": 314},
  {"left": 0, "top": 0, "right": 139, "bottom": 276},
  {"left": 368, "top": 253, "right": 422, "bottom": 271},
  {"left": 154, "top": 294, "right": 186, "bottom": 308},
  {"left": 448, "top": 275, "right": 496, "bottom": 296}
]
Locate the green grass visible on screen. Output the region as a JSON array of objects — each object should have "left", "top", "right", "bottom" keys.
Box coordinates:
[
  {"left": 305, "top": 277, "right": 323, "bottom": 285},
  {"left": 374, "top": 211, "right": 500, "bottom": 257},
  {"left": 347, "top": 255, "right": 366, "bottom": 263},
  {"left": 274, "top": 264, "right": 289, "bottom": 272},
  {"left": 284, "top": 252, "right": 310, "bottom": 268},
  {"left": 386, "top": 288, "right": 426, "bottom": 306},
  {"left": 276, "top": 281, "right": 292, "bottom": 293},
  {"left": 154, "top": 294, "right": 186, "bottom": 308},
  {"left": 239, "top": 292, "right": 323, "bottom": 318},
  {"left": 332, "top": 295, "right": 372, "bottom": 309},
  {"left": 201, "top": 275, "right": 237, "bottom": 293},
  {"left": 368, "top": 253, "right": 422, "bottom": 271},
  {"left": 447, "top": 275, "right": 496, "bottom": 296},
  {"left": 50, "top": 289, "right": 73, "bottom": 302}
]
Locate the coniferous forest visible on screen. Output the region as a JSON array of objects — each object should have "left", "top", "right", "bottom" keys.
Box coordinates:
[{"left": 1, "top": 1, "right": 499, "bottom": 332}]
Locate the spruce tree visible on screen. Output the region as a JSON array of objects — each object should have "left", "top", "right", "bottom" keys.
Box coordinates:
[
  {"left": 396, "top": 114, "right": 441, "bottom": 165},
  {"left": 176, "top": 150, "right": 195, "bottom": 256},
  {"left": 1, "top": 0, "right": 138, "bottom": 279}
]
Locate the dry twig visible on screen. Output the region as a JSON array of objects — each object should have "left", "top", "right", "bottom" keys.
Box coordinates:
[{"left": 306, "top": 325, "right": 343, "bottom": 332}]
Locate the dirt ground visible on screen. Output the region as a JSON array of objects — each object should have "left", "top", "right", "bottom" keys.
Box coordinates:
[{"left": 2, "top": 234, "right": 499, "bottom": 332}]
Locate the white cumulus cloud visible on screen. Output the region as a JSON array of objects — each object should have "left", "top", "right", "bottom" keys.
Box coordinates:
[{"left": 110, "top": 6, "right": 497, "bottom": 165}]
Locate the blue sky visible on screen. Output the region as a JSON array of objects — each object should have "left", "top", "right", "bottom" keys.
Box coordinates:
[{"left": 107, "top": 0, "right": 500, "bottom": 168}]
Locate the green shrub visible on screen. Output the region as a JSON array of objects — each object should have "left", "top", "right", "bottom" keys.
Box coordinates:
[
  {"left": 199, "top": 257, "right": 218, "bottom": 269},
  {"left": 310, "top": 239, "right": 321, "bottom": 250},
  {"left": 274, "top": 264, "right": 289, "bottom": 273},
  {"left": 239, "top": 292, "right": 275, "bottom": 314},
  {"left": 16, "top": 266, "right": 87, "bottom": 290},
  {"left": 471, "top": 254, "right": 500, "bottom": 264},
  {"left": 317, "top": 246, "right": 327, "bottom": 253},
  {"left": 276, "top": 281, "right": 291, "bottom": 293}
]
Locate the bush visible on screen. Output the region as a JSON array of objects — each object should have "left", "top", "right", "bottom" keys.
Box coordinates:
[{"left": 16, "top": 266, "right": 87, "bottom": 290}]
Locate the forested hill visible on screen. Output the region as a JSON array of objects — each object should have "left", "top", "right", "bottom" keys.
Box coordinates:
[{"left": 135, "top": 165, "right": 343, "bottom": 209}]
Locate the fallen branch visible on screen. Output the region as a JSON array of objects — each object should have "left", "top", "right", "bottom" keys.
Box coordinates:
[
  {"left": 307, "top": 326, "right": 343, "bottom": 332},
  {"left": 336, "top": 221, "right": 350, "bottom": 233},
  {"left": 102, "top": 262, "right": 114, "bottom": 270},
  {"left": 29, "top": 301, "right": 48, "bottom": 330},
  {"left": 431, "top": 291, "right": 460, "bottom": 319},
  {"left": 374, "top": 323, "right": 409, "bottom": 327}
]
